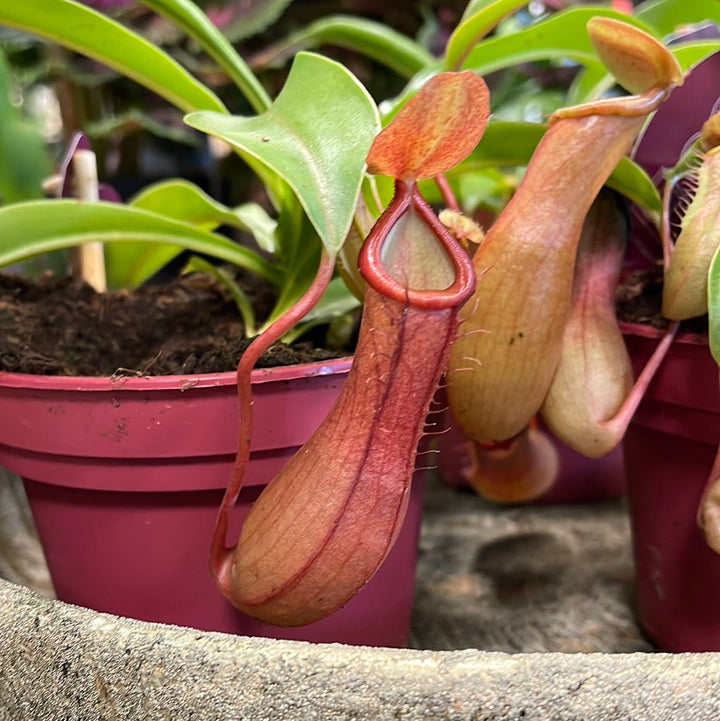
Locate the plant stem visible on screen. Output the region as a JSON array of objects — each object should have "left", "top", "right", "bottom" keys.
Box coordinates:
[
  {"left": 209, "top": 250, "right": 336, "bottom": 588},
  {"left": 435, "top": 173, "right": 461, "bottom": 212}
]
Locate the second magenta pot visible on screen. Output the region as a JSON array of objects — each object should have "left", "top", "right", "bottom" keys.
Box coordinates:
[
  {"left": 0, "top": 358, "right": 424, "bottom": 647},
  {"left": 622, "top": 322, "right": 720, "bottom": 652}
]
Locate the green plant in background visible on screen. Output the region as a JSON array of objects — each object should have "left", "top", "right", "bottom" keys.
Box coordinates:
[
  {"left": 1, "top": 0, "right": 717, "bottom": 338},
  {"left": 0, "top": 0, "right": 382, "bottom": 340},
  {"left": 0, "top": 45, "right": 51, "bottom": 204}
]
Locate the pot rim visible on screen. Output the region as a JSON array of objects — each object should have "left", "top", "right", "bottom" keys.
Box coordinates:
[
  {"left": 0, "top": 355, "right": 354, "bottom": 392},
  {"left": 619, "top": 320, "right": 709, "bottom": 347}
]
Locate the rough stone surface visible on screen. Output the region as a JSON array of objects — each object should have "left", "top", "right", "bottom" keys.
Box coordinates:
[
  {"left": 410, "top": 482, "right": 651, "bottom": 653},
  {"left": 0, "top": 470, "right": 53, "bottom": 599},
  {"left": 2, "top": 579, "right": 720, "bottom": 720}
]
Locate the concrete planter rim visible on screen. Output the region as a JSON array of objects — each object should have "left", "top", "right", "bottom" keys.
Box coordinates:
[{"left": 2, "top": 577, "right": 720, "bottom": 720}]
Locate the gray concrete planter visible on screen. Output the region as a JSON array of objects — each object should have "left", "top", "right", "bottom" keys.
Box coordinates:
[{"left": 2, "top": 577, "right": 720, "bottom": 720}]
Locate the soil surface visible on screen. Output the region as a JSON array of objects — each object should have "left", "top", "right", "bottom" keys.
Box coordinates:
[
  {"left": 0, "top": 271, "right": 351, "bottom": 377},
  {"left": 0, "top": 263, "right": 706, "bottom": 378}
]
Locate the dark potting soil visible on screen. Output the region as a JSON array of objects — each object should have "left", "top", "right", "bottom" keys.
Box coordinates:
[
  {"left": 0, "top": 262, "right": 706, "bottom": 378},
  {"left": 0, "top": 271, "right": 350, "bottom": 377},
  {"left": 616, "top": 261, "right": 709, "bottom": 335}
]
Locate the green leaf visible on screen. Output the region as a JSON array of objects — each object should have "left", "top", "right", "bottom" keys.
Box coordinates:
[
  {"left": 0, "top": 0, "right": 225, "bottom": 114},
  {"left": 671, "top": 42, "right": 720, "bottom": 73},
  {"left": 0, "top": 49, "right": 51, "bottom": 203},
  {"left": 566, "top": 63, "right": 615, "bottom": 105},
  {"left": 609, "top": 157, "right": 662, "bottom": 215},
  {"left": 251, "top": 15, "right": 435, "bottom": 79},
  {"left": 132, "top": 1, "right": 289, "bottom": 204},
  {"left": 232, "top": 204, "right": 278, "bottom": 254},
  {"left": 101, "top": 180, "right": 278, "bottom": 287},
  {"left": 137, "top": 0, "right": 271, "bottom": 113},
  {"left": 460, "top": 7, "right": 655, "bottom": 76},
  {"left": 296, "top": 275, "right": 361, "bottom": 324},
  {"left": 145, "top": 185, "right": 280, "bottom": 250},
  {"left": 220, "top": 0, "right": 294, "bottom": 44},
  {"left": 142, "top": 180, "right": 278, "bottom": 253},
  {"left": 185, "top": 52, "right": 380, "bottom": 256},
  {"left": 0, "top": 200, "right": 282, "bottom": 285},
  {"left": 263, "top": 216, "right": 322, "bottom": 328},
  {"left": 106, "top": 243, "right": 182, "bottom": 289},
  {"left": 130, "top": 179, "right": 255, "bottom": 231},
  {"left": 444, "top": 0, "right": 531, "bottom": 71},
  {"left": 635, "top": 0, "right": 720, "bottom": 35}
]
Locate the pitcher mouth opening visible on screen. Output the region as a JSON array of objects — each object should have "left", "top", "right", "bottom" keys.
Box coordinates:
[{"left": 359, "top": 180, "right": 475, "bottom": 311}]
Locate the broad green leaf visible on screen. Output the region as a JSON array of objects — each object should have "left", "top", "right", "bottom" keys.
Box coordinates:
[
  {"left": 299, "top": 275, "right": 362, "bottom": 323},
  {"left": 459, "top": 0, "right": 499, "bottom": 21},
  {"left": 106, "top": 243, "right": 182, "bottom": 289},
  {"left": 130, "top": 179, "right": 258, "bottom": 231},
  {"left": 103, "top": 180, "right": 278, "bottom": 287},
  {"left": 0, "top": 0, "right": 225, "bottom": 114},
  {"left": 708, "top": 244, "right": 720, "bottom": 364},
  {"left": 444, "top": 0, "right": 531, "bottom": 71},
  {"left": 186, "top": 52, "right": 380, "bottom": 256},
  {"left": 490, "top": 83, "right": 567, "bottom": 122},
  {"left": 635, "top": 0, "right": 720, "bottom": 35},
  {"left": 456, "top": 167, "right": 513, "bottom": 213},
  {"left": 460, "top": 8, "right": 655, "bottom": 76},
  {"left": 263, "top": 217, "right": 322, "bottom": 327},
  {"left": 566, "top": 63, "right": 615, "bottom": 105},
  {"left": 137, "top": 0, "right": 271, "bottom": 113},
  {"left": 609, "top": 157, "right": 662, "bottom": 215},
  {"left": 139, "top": 184, "right": 280, "bottom": 248},
  {"left": 251, "top": 15, "right": 435, "bottom": 79},
  {"left": 233, "top": 204, "right": 278, "bottom": 254},
  {"left": 0, "top": 200, "right": 281, "bottom": 285}
]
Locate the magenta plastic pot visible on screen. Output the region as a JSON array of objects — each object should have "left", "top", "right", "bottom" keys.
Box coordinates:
[
  {"left": 622, "top": 321, "right": 720, "bottom": 651},
  {"left": 0, "top": 358, "right": 424, "bottom": 647},
  {"left": 434, "top": 407, "right": 624, "bottom": 504}
]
